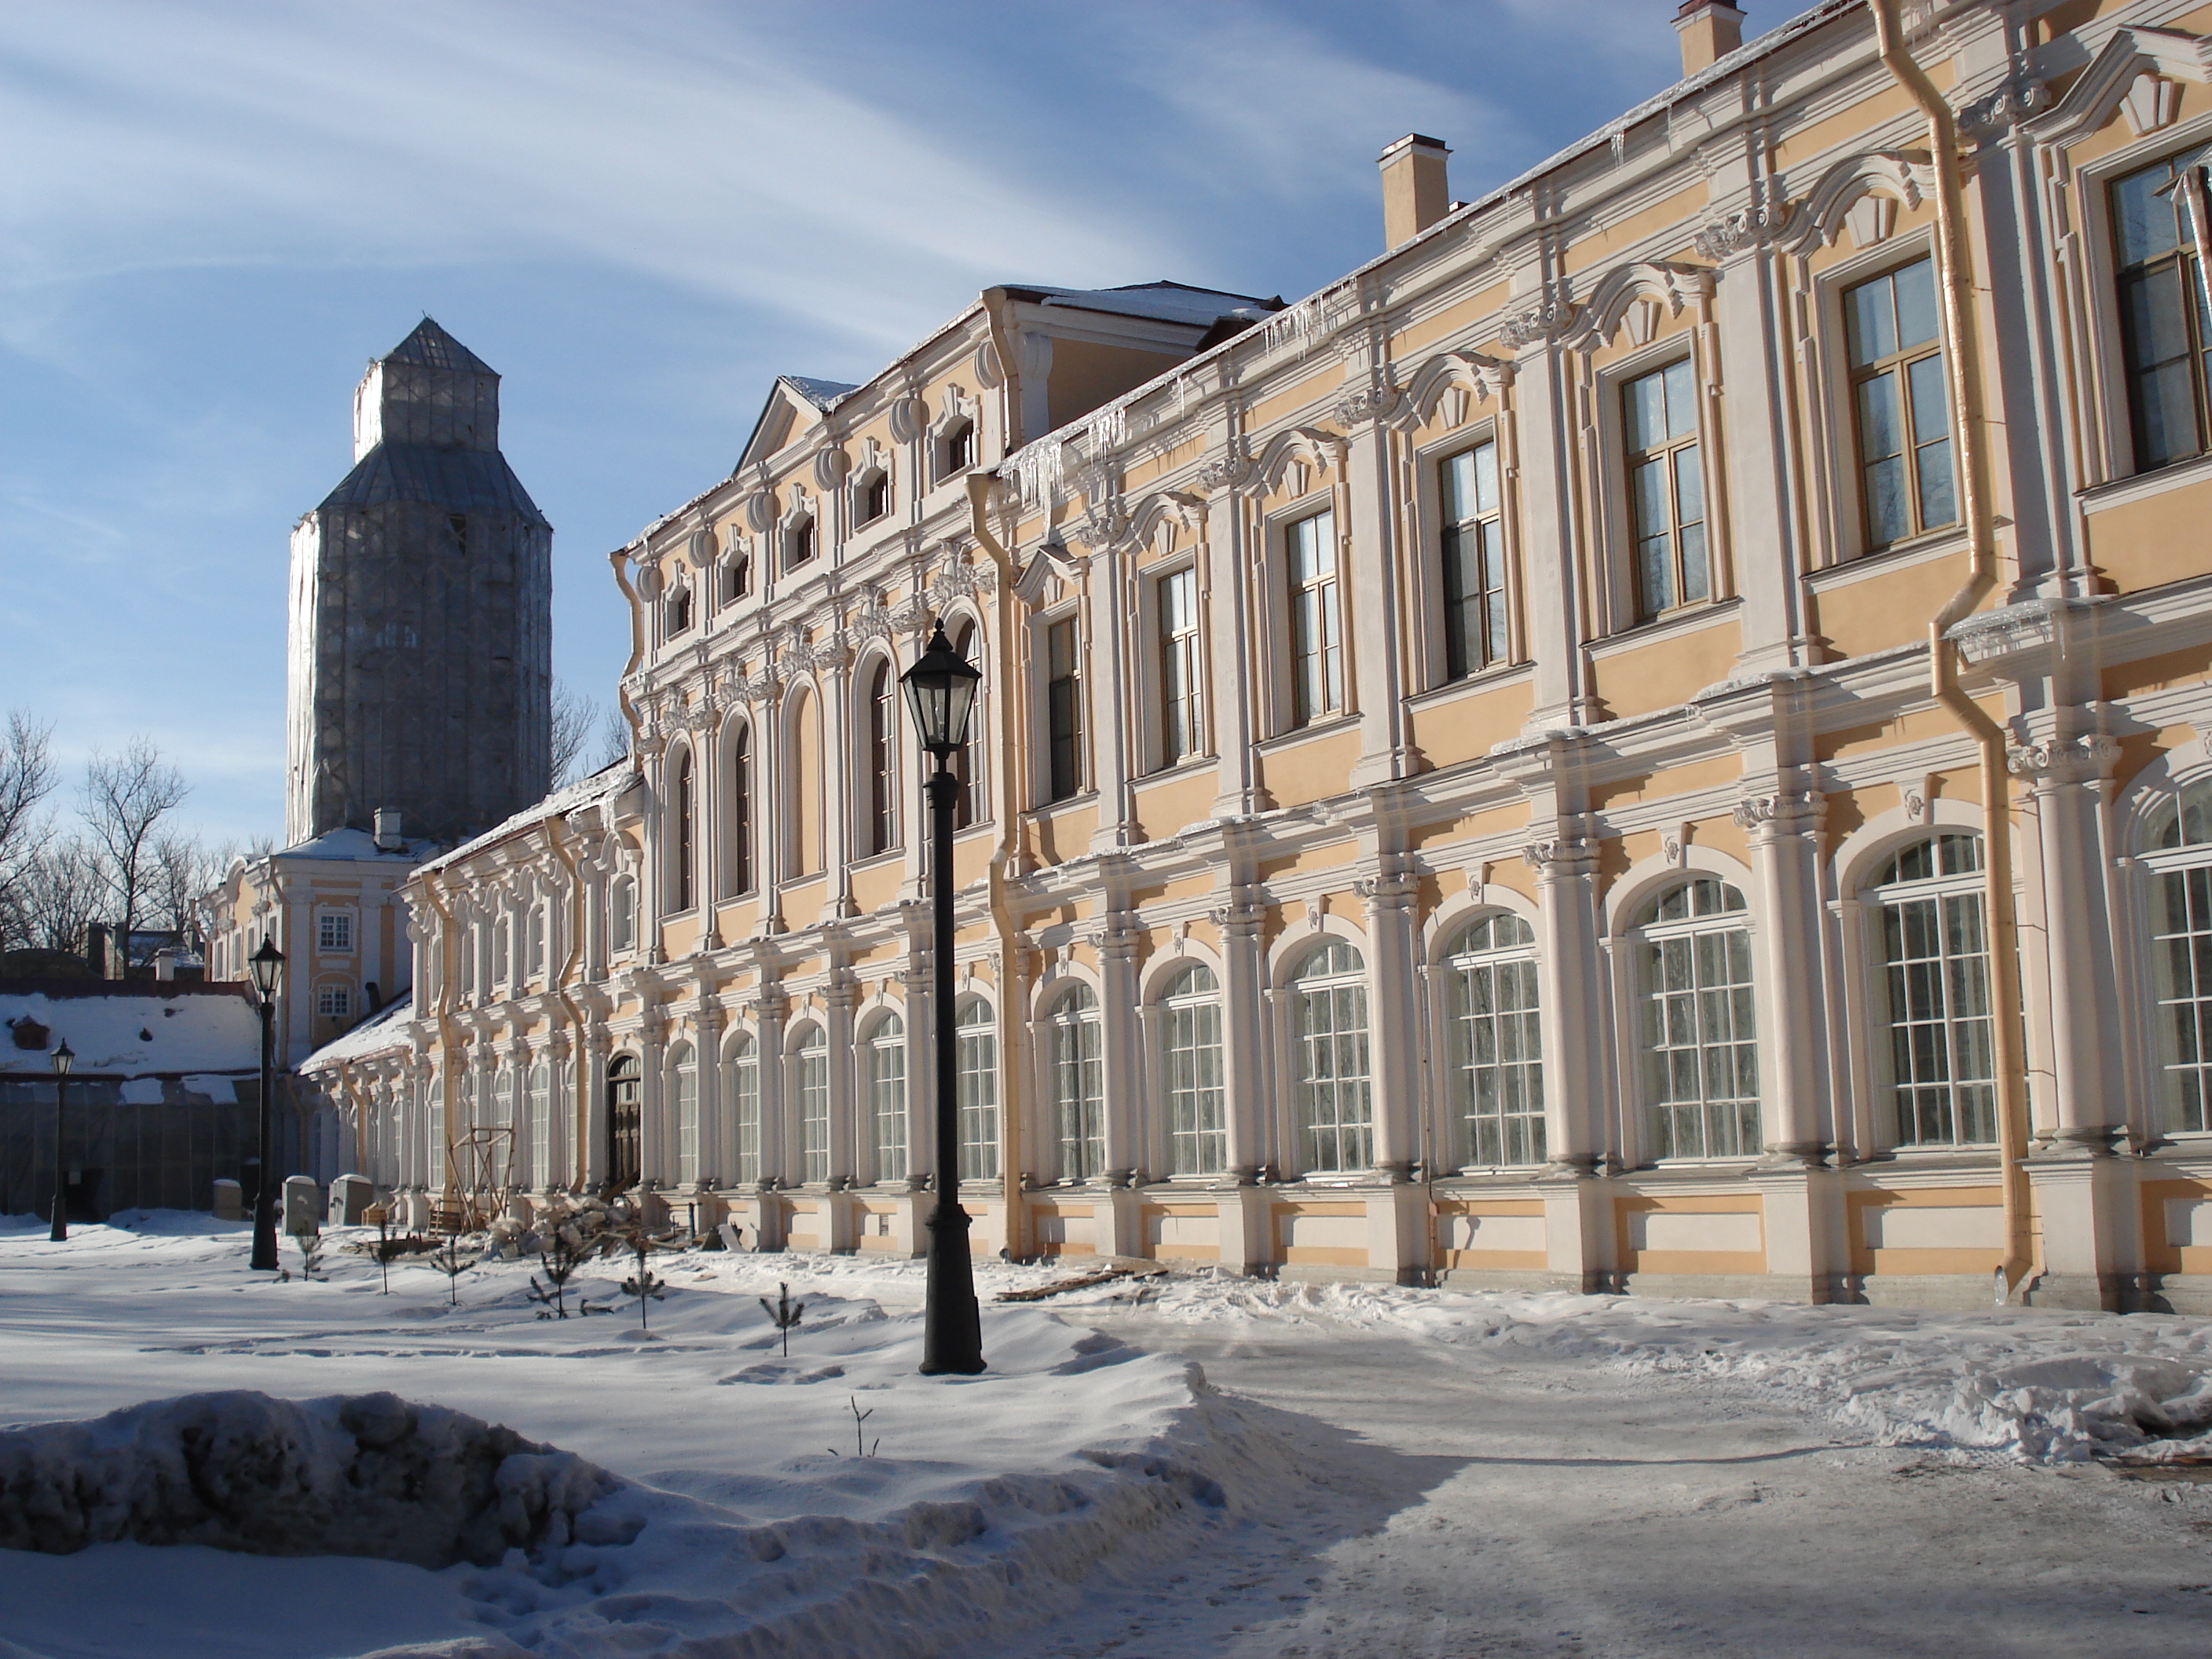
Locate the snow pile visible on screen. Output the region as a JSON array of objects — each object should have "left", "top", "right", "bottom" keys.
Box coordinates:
[
  {"left": 0, "top": 1391, "right": 612, "bottom": 1566},
  {"left": 1046, "top": 1273, "right": 2212, "bottom": 1464}
]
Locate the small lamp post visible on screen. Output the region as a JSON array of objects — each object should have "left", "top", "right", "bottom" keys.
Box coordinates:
[
  {"left": 901, "top": 618, "right": 986, "bottom": 1376},
  {"left": 49, "top": 1039, "right": 74, "bottom": 1243},
  {"left": 248, "top": 936, "right": 285, "bottom": 1272}
]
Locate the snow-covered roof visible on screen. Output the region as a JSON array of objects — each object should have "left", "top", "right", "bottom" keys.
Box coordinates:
[
  {"left": 779, "top": 375, "right": 862, "bottom": 411},
  {"left": 417, "top": 760, "right": 639, "bottom": 877},
  {"left": 299, "top": 991, "right": 413, "bottom": 1073},
  {"left": 1007, "top": 280, "right": 1281, "bottom": 328},
  {"left": 0, "top": 987, "right": 260, "bottom": 1080},
  {"left": 274, "top": 826, "right": 440, "bottom": 863}
]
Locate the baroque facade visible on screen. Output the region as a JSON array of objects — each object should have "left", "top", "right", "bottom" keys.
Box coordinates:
[{"left": 309, "top": 0, "right": 2212, "bottom": 1313}]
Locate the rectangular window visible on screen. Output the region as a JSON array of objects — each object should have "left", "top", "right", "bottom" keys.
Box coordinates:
[
  {"left": 1845, "top": 256, "right": 1955, "bottom": 548},
  {"left": 317, "top": 911, "right": 353, "bottom": 953},
  {"left": 317, "top": 986, "right": 352, "bottom": 1020},
  {"left": 1286, "top": 511, "right": 1342, "bottom": 725},
  {"left": 2114, "top": 152, "right": 2212, "bottom": 471},
  {"left": 1621, "top": 360, "right": 1707, "bottom": 620},
  {"left": 1158, "top": 569, "right": 1202, "bottom": 764},
  {"left": 1439, "top": 441, "right": 1507, "bottom": 678},
  {"left": 1046, "top": 615, "right": 1084, "bottom": 800}
]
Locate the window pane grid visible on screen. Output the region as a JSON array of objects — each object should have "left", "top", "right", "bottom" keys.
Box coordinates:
[
  {"left": 1441, "top": 441, "right": 1507, "bottom": 678},
  {"left": 1163, "top": 965, "right": 1225, "bottom": 1176},
  {"left": 2113, "top": 153, "right": 2212, "bottom": 470},
  {"left": 1047, "top": 617, "right": 1085, "bottom": 799},
  {"left": 1159, "top": 569, "right": 1202, "bottom": 764},
  {"left": 729, "top": 1042, "right": 760, "bottom": 1185},
  {"left": 1639, "top": 880, "right": 1758, "bottom": 1160},
  {"left": 1047, "top": 990, "right": 1105, "bottom": 1180},
  {"left": 1287, "top": 512, "right": 1342, "bottom": 724},
  {"left": 1873, "top": 839, "right": 1996, "bottom": 1148},
  {"left": 1291, "top": 942, "right": 1372, "bottom": 1173},
  {"left": 868, "top": 1018, "right": 907, "bottom": 1182},
  {"left": 2155, "top": 862, "right": 2212, "bottom": 1133},
  {"left": 1444, "top": 914, "right": 1544, "bottom": 1168},
  {"left": 795, "top": 1031, "right": 830, "bottom": 1184},
  {"left": 956, "top": 1001, "right": 999, "bottom": 1181},
  {"left": 1623, "top": 360, "right": 1705, "bottom": 621},
  {"left": 1846, "top": 258, "right": 1955, "bottom": 548}
]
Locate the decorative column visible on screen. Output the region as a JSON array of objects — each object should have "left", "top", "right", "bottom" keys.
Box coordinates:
[
  {"left": 1093, "top": 906, "right": 1147, "bottom": 1258},
  {"left": 1358, "top": 855, "right": 1428, "bottom": 1284},
  {"left": 1210, "top": 889, "right": 1274, "bottom": 1274},
  {"left": 753, "top": 983, "right": 789, "bottom": 1249},
  {"left": 1333, "top": 374, "right": 1421, "bottom": 788},
  {"left": 1524, "top": 830, "right": 1612, "bottom": 1292},
  {"left": 823, "top": 965, "right": 860, "bottom": 1251},
  {"left": 1498, "top": 291, "right": 1595, "bottom": 732},
  {"left": 2012, "top": 725, "right": 2137, "bottom": 1310},
  {"left": 1198, "top": 438, "right": 1269, "bottom": 818}
]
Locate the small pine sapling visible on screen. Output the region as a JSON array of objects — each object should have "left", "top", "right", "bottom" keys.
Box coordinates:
[
  {"left": 526, "top": 1221, "right": 595, "bottom": 1320},
  {"left": 370, "top": 1214, "right": 411, "bottom": 1295},
  {"left": 428, "top": 1236, "right": 479, "bottom": 1306},
  {"left": 278, "top": 1229, "right": 327, "bottom": 1283},
  {"left": 843, "top": 1395, "right": 879, "bottom": 1459},
  {"left": 760, "top": 1281, "right": 806, "bottom": 1357},
  {"left": 619, "top": 1232, "right": 668, "bottom": 1333}
]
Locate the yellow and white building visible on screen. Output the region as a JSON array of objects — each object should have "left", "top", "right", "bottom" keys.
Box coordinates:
[{"left": 306, "top": 0, "right": 2212, "bottom": 1313}]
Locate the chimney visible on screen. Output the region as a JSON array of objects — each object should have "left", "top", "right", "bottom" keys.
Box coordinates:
[
  {"left": 1675, "top": 1, "right": 1745, "bottom": 76},
  {"left": 153, "top": 947, "right": 177, "bottom": 982},
  {"left": 1379, "top": 134, "right": 1451, "bottom": 250},
  {"left": 372, "top": 808, "right": 405, "bottom": 853}
]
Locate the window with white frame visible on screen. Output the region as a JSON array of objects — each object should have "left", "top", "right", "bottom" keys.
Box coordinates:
[
  {"left": 427, "top": 1079, "right": 446, "bottom": 1184},
  {"left": 1870, "top": 833, "right": 1995, "bottom": 1147},
  {"left": 786, "top": 515, "right": 816, "bottom": 570},
  {"left": 671, "top": 748, "right": 696, "bottom": 911},
  {"left": 726, "top": 723, "right": 755, "bottom": 897},
  {"left": 528, "top": 1060, "right": 552, "bottom": 1188},
  {"left": 317, "top": 910, "right": 353, "bottom": 952},
  {"left": 1635, "top": 876, "right": 1757, "bottom": 1159},
  {"left": 1622, "top": 358, "right": 1708, "bottom": 620},
  {"left": 1441, "top": 911, "right": 1544, "bottom": 1167},
  {"left": 1045, "top": 614, "right": 1084, "bottom": 801},
  {"left": 1158, "top": 567, "right": 1203, "bottom": 764},
  {"left": 1160, "top": 963, "right": 1225, "bottom": 1175},
  {"left": 950, "top": 618, "right": 981, "bottom": 830},
  {"left": 526, "top": 906, "right": 546, "bottom": 983},
  {"left": 866, "top": 658, "right": 898, "bottom": 856},
  {"left": 1845, "top": 256, "right": 1955, "bottom": 549},
  {"left": 1286, "top": 511, "right": 1342, "bottom": 726},
  {"left": 939, "top": 417, "right": 975, "bottom": 479},
  {"left": 1290, "top": 939, "right": 1372, "bottom": 1173},
  {"left": 1044, "top": 983, "right": 1104, "bottom": 1181},
  {"left": 610, "top": 875, "right": 636, "bottom": 954},
  {"left": 727, "top": 1035, "right": 760, "bottom": 1185},
  {"left": 857, "top": 468, "right": 891, "bottom": 526},
  {"left": 789, "top": 1023, "right": 830, "bottom": 1184},
  {"left": 1440, "top": 440, "right": 1508, "bottom": 678},
  {"left": 956, "top": 996, "right": 998, "bottom": 1181},
  {"left": 725, "top": 548, "right": 753, "bottom": 603},
  {"left": 671, "top": 1042, "right": 700, "bottom": 1185},
  {"left": 493, "top": 917, "right": 511, "bottom": 987},
  {"left": 493, "top": 1067, "right": 515, "bottom": 1134},
  {"left": 316, "top": 985, "right": 352, "bottom": 1020},
  {"left": 2113, "top": 148, "right": 2212, "bottom": 471},
  {"left": 2145, "top": 780, "right": 2212, "bottom": 1133},
  {"left": 866, "top": 1013, "right": 906, "bottom": 1182}
]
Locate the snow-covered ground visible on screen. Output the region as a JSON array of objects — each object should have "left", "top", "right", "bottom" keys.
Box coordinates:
[{"left": 5, "top": 1216, "right": 2212, "bottom": 1656}]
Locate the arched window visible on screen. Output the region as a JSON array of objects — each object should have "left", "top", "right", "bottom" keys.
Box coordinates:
[
  {"left": 1441, "top": 912, "right": 1544, "bottom": 1167},
  {"left": 940, "top": 417, "right": 975, "bottom": 478},
  {"left": 606, "top": 1053, "right": 642, "bottom": 1191},
  {"left": 1290, "top": 940, "right": 1372, "bottom": 1173},
  {"left": 1869, "top": 833, "right": 1994, "bottom": 1147},
  {"left": 788, "top": 687, "right": 822, "bottom": 877},
  {"left": 866, "top": 1013, "right": 906, "bottom": 1182},
  {"left": 609, "top": 874, "right": 636, "bottom": 954},
  {"left": 725, "top": 723, "right": 755, "bottom": 897},
  {"left": 956, "top": 997, "right": 998, "bottom": 1180},
  {"left": 671, "top": 749, "right": 695, "bottom": 911},
  {"left": 789, "top": 1022, "right": 830, "bottom": 1184},
  {"left": 670, "top": 1041, "right": 700, "bottom": 1185},
  {"left": 725, "top": 551, "right": 753, "bottom": 603},
  {"left": 726, "top": 1035, "right": 760, "bottom": 1185},
  {"left": 866, "top": 657, "right": 898, "bottom": 856},
  {"left": 858, "top": 469, "right": 890, "bottom": 525},
  {"left": 2149, "top": 781, "right": 2212, "bottom": 1133},
  {"left": 786, "top": 515, "right": 816, "bottom": 569},
  {"left": 1160, "top": 963, "right": 1225, "bottom": 1175},
  {"left": 527, "top": 1060, "right": 552, "bottom": 1189},
  {"left": 493, "top": 917, "right": 511, "bottom": 988},
  {"left": 493, "top": 1068, "right": 515, "bottom": 1139},
  {"left": 1634, "top": 876, "right": 1756, "bottom": 1159},
  {"left": 526, "top": 906, "right": 546, "bottom": 983},
  {"left": 1044, "top": 983, "right": 1104, "bottom": 1181},
  {"left": 950, "top": 618, "right": 980, "bottom": 830}
]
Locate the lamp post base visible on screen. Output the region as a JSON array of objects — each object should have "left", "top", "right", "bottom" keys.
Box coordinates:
[{"left": 918, "top": 1198, "right": 985, "bottom": 1375}]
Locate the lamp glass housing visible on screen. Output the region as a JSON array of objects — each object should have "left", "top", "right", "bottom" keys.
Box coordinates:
[
  {"left": 50, "top": 1039, "right": 72, "bottom": 1079},
  {"left": 248, "top": 937, "right": 286, "bottom": 999},
  {"left": 900, "top": 621, "right": 982, "bottom": 758}
]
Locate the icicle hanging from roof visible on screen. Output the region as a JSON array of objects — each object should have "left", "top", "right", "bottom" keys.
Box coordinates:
[
  {"left": 1006, "top": 439, "right": 1069, "bottom": 508},
  {"left": 1258, "top": 285, "right": 1354, "bottom": 358}
]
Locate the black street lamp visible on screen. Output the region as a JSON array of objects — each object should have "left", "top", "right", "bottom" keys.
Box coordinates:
[
  {"left": 248, "top": 936, "right": 285, "bottom": 1273},
  {"left": 901, "top": 619, "right": 986, "bottom": 1376},
  {"left": 49, "top": 1039, "right": 73, "bottom": 1243}
]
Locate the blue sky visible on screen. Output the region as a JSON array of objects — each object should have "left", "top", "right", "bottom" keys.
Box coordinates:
[{"left": 0, "top": 1, "right": 1811, "bottom": 848}]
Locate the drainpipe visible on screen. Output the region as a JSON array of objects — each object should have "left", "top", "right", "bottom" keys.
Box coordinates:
[
  {"left": 1870, "top": 0, "right": 2035, "bottom": 1298},
  {"left": 417, "top": 870, "right": 463, "bottom": 1203},
  {"left": 967, "top": 472, "right": 1032, "bottom": 1261},
  {"left": 543, "top": 811, "right": 592, "bottom": 1193},
  {"left": 610, "top": 549, "right": 646, "bottom": 749}
]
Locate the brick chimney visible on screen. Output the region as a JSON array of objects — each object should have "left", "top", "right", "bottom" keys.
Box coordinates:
[
  {"left": 1379, "top": 134, "right": 1451, "bottom": 250},
  {"left": 1675, "top": 1, "right": 1745, "bottom": 76}
]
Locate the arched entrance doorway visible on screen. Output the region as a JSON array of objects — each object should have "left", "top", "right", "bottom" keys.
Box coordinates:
[{"left": 606, "top": 1054, "right": 641, "bottom": 1192}]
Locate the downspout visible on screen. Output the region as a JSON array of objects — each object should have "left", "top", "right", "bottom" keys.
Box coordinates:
[
  {"left": 418, "top": 870, "right": 463, "bottom": 1204},
  {"left": 543, "top": 811, "right": 591, "bottom": 1193},
  {"left": 967, "top": 471, "right": 1032, "bottom": 1260},
  {"left": 610, "top": 549, "right": 646, "bottom": 749},
  {"left": 1870, "top": 0, "right": 2036, "bottom": 1298}
]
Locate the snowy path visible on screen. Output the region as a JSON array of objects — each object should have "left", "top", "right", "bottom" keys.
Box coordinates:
[{"left": 983, "top": 1311, "right": 2212, "bottom": 1658}]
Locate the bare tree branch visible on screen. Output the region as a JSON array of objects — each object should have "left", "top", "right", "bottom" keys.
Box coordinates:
[
  {"left": 0, "top": 712, "right": 59, "bottom": 944},
  {"left": 15, "top": 837, "right": 108, "bottom": 957},
  {"left": 79, "top": 736, "right": 189, "bottom": 969},
  {"left": 550, "top": 679, "right": 595, "bottom": 789}
]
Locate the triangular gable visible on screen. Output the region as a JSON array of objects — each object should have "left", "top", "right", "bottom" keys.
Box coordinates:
[
  {"left": 732, "top": 376, "right": 854, "bottom": 476},
  {"left": 2034, "top": 26, "right": 2212, "bottom": 145}
]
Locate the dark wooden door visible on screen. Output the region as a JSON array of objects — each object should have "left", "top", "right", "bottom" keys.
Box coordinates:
[{"left": 607, "top": 1056, "right": 641, "bottom": 1191}]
